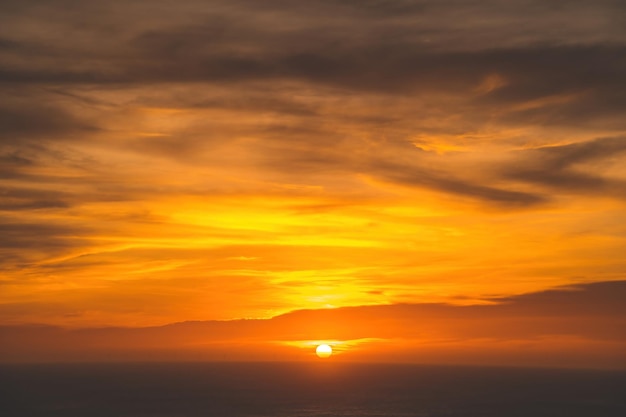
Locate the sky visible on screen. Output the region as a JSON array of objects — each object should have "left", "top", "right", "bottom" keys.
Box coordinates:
[{"left": 1, "top": 0, "right": 625, "bottom": 367}]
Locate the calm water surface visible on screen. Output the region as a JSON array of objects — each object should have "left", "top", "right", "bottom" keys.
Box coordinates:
[{"left": 0, "top": 362, "right": 624, "bottom": 416}]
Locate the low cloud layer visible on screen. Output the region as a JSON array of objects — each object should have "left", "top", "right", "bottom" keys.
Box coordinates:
[{"left": 1, "top": 281, "right": 624, "bottom": 368}]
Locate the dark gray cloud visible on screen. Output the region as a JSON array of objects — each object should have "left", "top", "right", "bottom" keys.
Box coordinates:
[
  {"left": 0, "top": 102, "right": 95, "bottom": 142},
  {"left": 490, "top": 280, "right": 626, "bottom": 317},
  {"left": 370, "top": 160, "right": 547, "bottom": 207},
  {"left": 503, "top": 137, "right": 626, "bottom": 198},
  {"left": 0, "top": 151, "right": 31, "bottom": 166},
  {"left": 0, "top": 219, "right": 91, "bottom": 271},
  {"left": 0, "top": 0, "right": 623, "bottom": 130},
  {"left": 3, "top": 35, "right": 624, "bottom": 99},
  {"left": 0, "top": 186, "right": 71, "bottom": 211},
  {"left": 0, "top": 0, "right": 623, "bottom": 88},
  {"left": 524, "top": 136, "right": 626, "bottom": 167}
]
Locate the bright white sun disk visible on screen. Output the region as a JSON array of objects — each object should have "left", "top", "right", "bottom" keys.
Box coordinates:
[{"left": 316, "top": 344, "right": 332, "bottom": 358}]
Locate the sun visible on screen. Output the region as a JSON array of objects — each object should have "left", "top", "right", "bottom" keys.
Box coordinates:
[{"left": 315, "top": 344, "right": 333, "bottom": 358}]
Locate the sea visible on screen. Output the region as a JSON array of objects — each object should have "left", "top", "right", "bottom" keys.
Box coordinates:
[{"left": 0, "top": 362, "right": 624, "bottom": 416}]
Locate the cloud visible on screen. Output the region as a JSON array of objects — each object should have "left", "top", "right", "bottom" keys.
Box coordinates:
[
  {"left": 0, "top": 0, "right": 625, "bottom": 340},
  {"left": 0, "top": 220, "right": 90, "bottom": 263},
  {"left": 489, "top": 280, "right": 626, "bottom": 317},
  {"left": 1, "top": 280, "right": 624, "bottom": 367},
  {"left": 370, "top": 160, "right": 547, "bottom": 207},
  {"left": 502, "top": 137, "right": 626, "bottom": 198},
  {"left": 0, "top": 101, "right": 95, "bottom": 142}
]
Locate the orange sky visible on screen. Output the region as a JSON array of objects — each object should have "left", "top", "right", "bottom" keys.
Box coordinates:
[{"left": 1, "top": 0, "right": 625, "bottom": 367}]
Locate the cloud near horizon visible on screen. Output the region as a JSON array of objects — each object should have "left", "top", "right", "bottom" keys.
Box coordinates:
[{"left": 1, "top": 281, "right": 625, "bottom": 368}]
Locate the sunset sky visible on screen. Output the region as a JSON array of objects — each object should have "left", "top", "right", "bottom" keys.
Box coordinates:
[{"left": 1, "top": 0, "right": 625, "bottom": 367}]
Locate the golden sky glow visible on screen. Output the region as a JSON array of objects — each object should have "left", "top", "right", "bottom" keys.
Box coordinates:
[{"left": 1, "top": 0, "right": 625, "bottom": 368}]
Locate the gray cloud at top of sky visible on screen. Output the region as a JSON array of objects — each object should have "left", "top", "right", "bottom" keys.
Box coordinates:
[
  {"left": 2, "top": 0, "right": 624, "bottom": 47},
  {"left": 0, "top": 0, "right": 623, "bottom": 117},
  {"left": 0, "top": 0, "right": 624, "bottom": 82}
]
